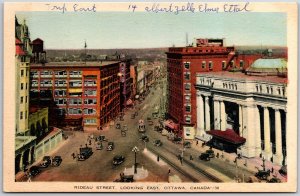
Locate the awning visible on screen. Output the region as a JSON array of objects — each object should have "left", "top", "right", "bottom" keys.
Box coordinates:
[
  {"left": 206, "top": 129, "right": 246, "bottom": 145},
  {"left": 164, "top": 120, "right": 179, "bottom": 130},
  {"left": 69, "top": 88, "right": 82, "bottom": 93},
  {"left": 126, "top": 99, "right": 133, "bottom": 105}
]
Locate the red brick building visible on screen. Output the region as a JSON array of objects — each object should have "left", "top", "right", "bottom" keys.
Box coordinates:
[
  {"left": 30, "top": 61, "right": 120, "bottom": 130},
  {"left": 166, "top": 38, "right": 263, "bottom": 135}
]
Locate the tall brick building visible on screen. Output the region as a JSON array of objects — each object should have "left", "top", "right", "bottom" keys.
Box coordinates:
[{"left": 166, "top": 38, "right": 263, "bottom": 135}]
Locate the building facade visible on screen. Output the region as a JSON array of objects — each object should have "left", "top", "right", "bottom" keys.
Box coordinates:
[
  {"left": 30, "top": 61, "right": 121, "bottom": 130},
  {"left": 166, "top": 38, "right": 268, "bottom": 134},
  {"left": 119, "top": 59, "right": 132, "bottom": 109},
  {"left": 195, "top": 58, "right": 287, "bottom": 165}
]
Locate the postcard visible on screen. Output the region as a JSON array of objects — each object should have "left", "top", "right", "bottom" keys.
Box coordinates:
[{"left": 3, "top": 1, "right": 298, "bottom": 192}]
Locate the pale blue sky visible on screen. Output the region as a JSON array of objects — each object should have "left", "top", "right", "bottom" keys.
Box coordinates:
[{"left": 16, "top": 12, "right": 286, "bottom": 49}]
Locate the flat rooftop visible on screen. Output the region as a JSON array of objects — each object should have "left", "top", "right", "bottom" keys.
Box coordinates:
[
  {"left": 196, "top": 71, "right": 288, "bottom": 84},
  {"left": 31, "top": 61, "right": 120, "bottom": 67}
]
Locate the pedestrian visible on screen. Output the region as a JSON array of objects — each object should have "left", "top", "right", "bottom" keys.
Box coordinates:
[
  {"left": 157, "top": 155, "right": 160, "bottom": 162},
  {"left": 89, "top": 140, "right": 92, "bottom": 145},
  {"left": 271, "top": 167, "right": 274, "bottom": 173},
  {"left": 202, "top": 142, "right": 205, "bottom": 147},
  {"left": 168, "top": 168, "right": 171, "bottom": 175},
  {"left": 190, "top": 155, "right": 193, "bottom": 160},
  {"left": 85, "top": 144, "right": 88, "bottom": 148},
  {"left": 71, "top": 153, "right": 75, "bottom": 159},
  {"left": 216, "top": 152, "right": 219, "bottom": 158},
  {"left": 180, "top": 156, "right": 183, "bottom": 165},
  {"left": 196, "top": 140, "right": 198, "bottom": 145}
]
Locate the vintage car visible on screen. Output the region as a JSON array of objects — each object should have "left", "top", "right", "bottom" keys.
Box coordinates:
[
  {"left": 113, "top": 155, "right": 125, "bottom": 166},
  {"left": 184, "top": 141, "right": 192, "bottom": 148},
  {"left": 28, "top": 166, "right": 41, "bottom": 177},
  {"left": 40, "top": 156, "right": 51, "bottom": 168},
  {"left": 206, "top": 149, "right": 215, "bottom": 158},
  {"left": 138, "top": 120, "right": 146, "bottom": 133},
  {"left": 77, "top": 147, "right": 93, "bottom": 161},
  {"left": 107, "top": 142, "right": 115, "bottom": 151},
  {"left": 173, "top": 137, "right": 182, "bottom": 144},
  {"left": 52, "top": 156, "right": 62, "bottom": 166},
  {"left": 96, "top": 135, "right": 106, "bottom": 142},
  {"left": 115, "top": 123, "right": 121, "bottom": 129},
  {"left": 140, "top": 135, "right": 149, "bottom": 142},
  {"left": 199, "top": 153, "right": 210, "bottom": 161},
  {"left": 153, "top": 139, "right": 163, "bottom": 147},
  {"left": 96, "top": 142, "right": 103, "bottom": 150},
  {"left": 122, "top": 125, "right": 128, "bottom": 132},
  {"left": 255, "top": 170, "right": 271, "bottom": 180}
]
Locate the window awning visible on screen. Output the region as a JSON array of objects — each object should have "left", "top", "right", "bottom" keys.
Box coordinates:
[
  {"left": 164, "top": 120, "right": 179, "bottom": 130},
  {"left": 206, "top": 129, "right": 246, "bottom": 145},
  {"left": 69, "top": 89, "right": 82, "bottom": 93}
]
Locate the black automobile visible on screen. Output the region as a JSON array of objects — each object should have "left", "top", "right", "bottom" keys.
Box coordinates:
[
  {"left": 28, "top": 166, "right": 41, "bottom": 177},
  {"left": 78, "top": 147, "right": 93, "bottom": 161},
  {"left": 113, "top": 155, "right": 125, "bottom": 166},
  {"left": 140, "top": 135, "right": 149, "bottom": 142},
  {"left": 107, "top": 142, "right": 115, "bottom": 151},
  {"left": 199, "top": 153, "right": 210, "bottom": 161},
  {"left": 173, "top": 137, "right": 182, "bottom": 144},
  {"left": 153, "top": 139, "right": 162, "bottom": 147},
  {"left": 96, "top": 135, "right": 106, "bottom": 142},
  {"left": 52, "top": 156, "right": 62, "bottom": 166},
  {"left": 184, "top": 141, "right": 191, "bottom": 148},
  {"left": 116, "top": 123, "right": 121, "bottom": 129},
  {"left": 40, "top": 156, "right": 51, "bottom": 168},
  {"left": 206, "top": 149, "right": 215, "bottom": 158},
  {"left": 279, "top": 165, "right": 287, "bottom": 176},
  {"left": 255, "top": 170, "right": 271, "bottom": 180}
]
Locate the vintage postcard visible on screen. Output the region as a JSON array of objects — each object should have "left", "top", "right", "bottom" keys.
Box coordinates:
[{"left": 3, "top": 1, "right": 298, "bottom": 192}]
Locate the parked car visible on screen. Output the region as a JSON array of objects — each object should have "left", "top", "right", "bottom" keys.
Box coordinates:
[
  {"left": 267, "top": 177, "right": 281, "bottom": 183},
  {"left": 199, "top": 153, "right": 210, "bottom": 161},
  {"left": 140, "top": 135, "right": 149, "bottom": 142},
  {"left": 206, "top": 149, "right": 215, "bottom": 158},
  {"left": 121, "top": 175, "right": 134, "bottom": 182},
  {"left": 107, "top": 142, "right": 115, "bottom": 151},
  {"left": 52, "top": 156, "right": 62, "bottom": 166},
  {"left": 40, "top": 156, "right": 51, "bottom": 168},
  {"left": 28, "top": 166, "right": 41, "bottom": 177},
  {"left": 96, "top": 135, "right": 106, "bottom": 142},
  {"left": 116, "top": 123, "right": 121, "bottom": 129},
  {"left": 113, "top": 155, "right": 125, "bottom": 166},
  {"left": 153, "top": 139, "right": 162, "bottom": 147},
  {"left": 78, "top": 147, "right": 93, "bottom": 161},
  {"left": 255, "top": 170, "right": 271, "bottom": 180},
  {"left": 122, "top": 125, "right": 128, "bottom": 132},
  {"left": 184, "top": 141, "right": 191, "bottom": 148},
  {"left": 173, "top": 137, "right": 182, "bottom": 144},
  {"left": 279, "top": 165, "right": 287, "bottom": 176}
]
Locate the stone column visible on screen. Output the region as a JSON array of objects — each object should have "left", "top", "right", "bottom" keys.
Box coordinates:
[
  {"left": 205, "top": 96, "right": 211, "bottom": 131},
  {"left": 19, "top": 153, "right": 24, "bottom": 172},
  {"left": 263, "top": 107, "right": 272, "bottom": 160},
  {"left": 242, "top": 104, "right": 256, "bottom": 157},
  {"left": 220, "top": 100, "right": 226, "bottom": 131},
  {"left": 196, "top": 92, "right": 205, "bottom": 136},
  {"left": 255, "top": 106, "right": 262, "bottom": 156},
  {"left": 274, "top": 108, "right": 283, "bottom": 165},
  {"left": 239, "top": 104, "right": 243, "bottom": 137},
  {"left": 213, "top": 98, "right": 220, "bottom": 130}
]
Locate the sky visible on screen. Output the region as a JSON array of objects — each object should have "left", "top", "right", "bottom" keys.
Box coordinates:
[{"left": 16, "top": 12, "right": 287, "bottom": 49}]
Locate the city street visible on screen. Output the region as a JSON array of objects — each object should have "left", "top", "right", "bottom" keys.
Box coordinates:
[{"left": 31, "top": 79, "right": 256, "bottom": 183}]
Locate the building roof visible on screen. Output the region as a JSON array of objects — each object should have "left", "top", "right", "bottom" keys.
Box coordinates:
[
  {"left": 250, "top": 58, "right": 287, "bottom": 69},
  {"left": 197, "top": 71, "right": 287, "bottom": 84},
  {"left": 31, "top": 61, "right": 120, "bottom": 68}
]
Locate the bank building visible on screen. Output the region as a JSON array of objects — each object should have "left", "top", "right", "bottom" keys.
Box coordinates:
[{"left": 195, "top": 58, "right": 287, "bottom": 165}]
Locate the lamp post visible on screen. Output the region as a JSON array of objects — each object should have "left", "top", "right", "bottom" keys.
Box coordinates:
[{"left": 132, "top": 146, "right": 139, "bottom": 174}]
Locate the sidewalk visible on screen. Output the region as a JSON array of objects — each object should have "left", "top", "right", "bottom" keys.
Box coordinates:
[{"left": 190, "top": 140, "right": 287, "bottom": 182}]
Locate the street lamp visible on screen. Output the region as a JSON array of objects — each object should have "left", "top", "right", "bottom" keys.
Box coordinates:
[{"left": 132, "top": 146, "right": 139, "bottom": 174}]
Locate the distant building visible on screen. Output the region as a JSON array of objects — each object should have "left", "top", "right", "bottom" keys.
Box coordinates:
[
  {"left": 30, "top": 61, "right": 121, "bottom": 130},
  {"left": 195, "top": 58, "right": 287, "bottom": 165},
  {"left": 166, "top": 38, "right": 268, "bottom": 136}
]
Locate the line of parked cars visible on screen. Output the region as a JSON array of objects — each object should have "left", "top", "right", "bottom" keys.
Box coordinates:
[{"left": 28, "top": 155, "right": 63, "bottom": 177}]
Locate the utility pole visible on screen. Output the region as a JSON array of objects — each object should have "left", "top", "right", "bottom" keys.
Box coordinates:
[
  {"left": 84, "top": 40, "right": 87, "bottom": 65},
  {"left": 132, "top": 146, "right": 139, "bottom": 174}
]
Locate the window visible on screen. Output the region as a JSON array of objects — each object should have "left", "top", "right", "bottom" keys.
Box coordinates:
[
  {"left": 266, "top": 86, "right": 269, "bottom": 94},
  {"left": 69, "top": 98, "right": 82, "bottom": 105},
  {"left": 30, "top": 71, "right": 39, "bottom": 78},
  {"left": 25, "top": 96, "right": 27, "bottom": 103},
  {"left": 202, "top": 61, "right": 206, "bottom": 69},
  {"left": 54, "top": 98, "right": 67, "bottom": 105},
  {"left": 84, "top": 108, "right": 96, "bottom": 115},
  {"left": 21, "top": 70, "right": 24, "bottom": 77},
  {"left": 184, "top": 83, "right": 191, "bottom": 91},
  {"left": 185, "top": 104, "right": 191, "bottom": 112},
  {"left": 21, "top": 83, "right": 24, "bottom": 90},
  {"left": 231, "top": 60, "right": 235, "bottom": 67},
  {"left": 84, "top": 80, "right": 97, "bottom": 87},
  {"left": 20, "top": 112, "right": 23, "bottom": 120},
  {"left": 84, "top": 90, "right": 97, "bottom": 96},
  {"left": 69, "top": 80, "right": 82, "bottom": 87},
  {"left": 84, "top": 99, "right": 97, "bottom": 105},
  {"left": 68, "top": 108, "right": 82, "bottom": 115},
  {"left": 54, "top": 90, "right": 67, "bottom": 96},
  {"left": 26, "top": 83, "right": 28, "bottom": 90},
  {"left": 55, "top": 70, "right": 67, "bottom": 77},
  {"left": 40, "top": 70, "right": 53, "bottom": 77},
  {"left": 278, "top": 88, "right": 281, "bottom": 95},
  {"left": 184, "top": 62, "right": 190, "bottom": 69},
  {"left": 185, "top": 115, "right": 191, "bottom": 123},
  {"left": 25, "top": 111, "right": 27, "bottom": 119},
  {"left": 222, "top": 61, "right": 226, "bottom": 69},
  {"left": 26, "top": 70, "right": 28, "bottom": 76},
  {"left": 40, "top": 80, "right": 52, "bottom": 87},
  {"left": 185, "top": 94, "right": 191, "bottom": 102},
  {"left": 55, "top": 80, "right": 67, "bottom": 87},
  {"left": 240, "top": 60, "right": 244, "bottom": 68},
  {"left": 84, "top": 118, "right": 97, "bottom": 124},
  {"left": 20, "top": 97, "right": 23, "bottom": 104},
  {"left": 270, "top": 86, "right": 273, "bottom": 94},
  {"left": 184, "top": 72, "right": 190, "bottom": 80},
  {"left": 208, "top": 61, "right": 213, "bottom": 70}
]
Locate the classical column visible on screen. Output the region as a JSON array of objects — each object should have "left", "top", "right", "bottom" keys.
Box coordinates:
[
  {"left": 196, "top": 92, "right": 205, "bottom": 136},
  {"left": 243, "top": 104, "right": 256, "bottom": 157},
  {"left": 205, "top": 96, "right": 211, "bottom": 131},
  {"left": 255, "top": 106, "right": 262, "bottom": 156},
  {"left": 239, "top": 104, "right": 243, "bottom": 137},
  {"left": 220, "top": 100, "right": 226, "bottom": 131},
  {"left": 274, "top": 108, "right": 283, "bottom": 164},
  {"left": 263, "top": 107, "right": 272, "bottom": 159},
  {"left": 213, "top": 99, "right": 220, "bottom": 130}
]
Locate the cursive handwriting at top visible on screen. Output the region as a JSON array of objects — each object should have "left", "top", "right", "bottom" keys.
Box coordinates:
[{"left": 45, "top": 3, "right": 97, "bottom": 13}]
